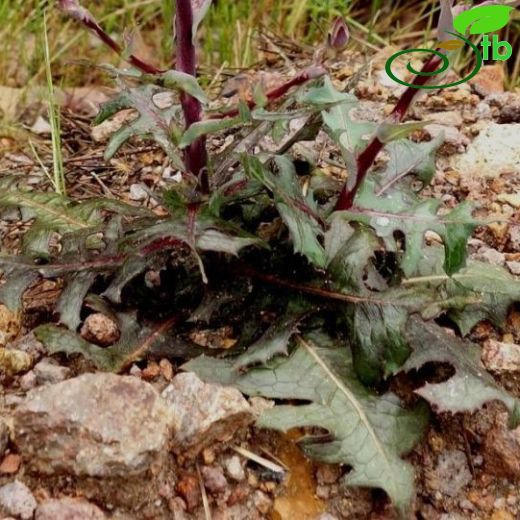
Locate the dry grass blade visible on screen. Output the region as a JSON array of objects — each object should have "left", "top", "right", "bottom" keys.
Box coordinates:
[{"left": 232, "top": 446, "right": 286, "bottom": 475}]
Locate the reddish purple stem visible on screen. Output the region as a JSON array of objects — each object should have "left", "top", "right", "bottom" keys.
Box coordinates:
[
  {"left": 210, "top": 66, "right": 326, "bottom": 120},
  {"left": 58, "top": 0, "right": 162, "bottom": 74},
  {"left": 334, "top": 55, "right": 443, "bottom": 211},
  {"left": 175, "top": 0, "right": 209, "bottom": 194}
]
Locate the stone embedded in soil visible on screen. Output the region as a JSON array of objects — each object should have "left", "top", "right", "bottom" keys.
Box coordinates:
[
  {"left": 201, "top": 465, "right": 228, "bottom": 494},
  {"left": 452, "top": 123, "right": 520, "bottom": 179},
  {"left": 80, "top": 313, "right": 120, "bottom": 347},
  {"left": 253, "top": 490, "right": 272, "bottom": 515},
  {"left": 6, "top": 332, "right": 46, "bottom": 361},
  {"left": 423, "top": 124, "right": 469, "bottom": 152},
  {"left": 32, "top": 358, "right": 71, "bottom": 385},
  {"left": 482, "top": 412, "right": 520, "bottom": 479},
  {"left": 507, "top": 261, "right": 520, "bottom": 276},
  {"left": 35, "top": 498, "right": 107, "bottom": 520},
  {"left": 175, "top": 473, "right": 201, "bottom": 512},
  {"left": 425, "top": 449, "right": 472, "bottom": 497},
  {"left": 14, "top": 373, "right": 173, "bottom": 477},
  {"left": 499, "top": 99, "right": 520, "bottom": 124},
  {"left": 162, "top": 372, "right": 253, "bottom": 457},
  {"left": 225, "top": 455, "right": 246, "bottom": 482},
  {"left": 0, "top": 305, "right": 21, "bottom": 348},
  {"left": 491, "top": 511, "right": 515, "bottom": 520},
  {"left": 0, "top": 417, "right": 9, "bottom": 457},
  {"left": 510, "top": 227, "right": 520, "bottom": 251},
  {"left": 0, "top": 454, "right": 22, "bottom": 474},
  {"left": 0, "top": 348, "right": 33, "bottom": 376},
  {"left": 469, "top": 64, "right": 505, "bottom": 97},
  {"left": 482, "top": 340, "right": 520, "bottom": 372},
  {"left": 129, "top": 183, "right": 149, "bottom": 202},
  {"left": 0, "top": 480, "right": 37, "bottom": 520},
  {"left": 472, "top": 246, "right": 506, "bottom": 266},
  {"left": 426, "top": 111, "right": 463, "bottom": 127}
]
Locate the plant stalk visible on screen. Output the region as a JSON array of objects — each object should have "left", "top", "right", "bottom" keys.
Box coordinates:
[
  {"left": 57, "top": 0, "right": 162, "bottom": 74},
  {"left": 210, "top": 66, "right": 326, "bottom": 120},
  {"left": 175, "top": 0, "right": 209, "bottom": 194},
  {"left": 334, "top": 55, "right": 443, "bottom": 211}
]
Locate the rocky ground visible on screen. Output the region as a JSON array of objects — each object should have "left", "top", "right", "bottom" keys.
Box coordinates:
[{"left": 0, "top": 52, "right": 520, "bottom": 519}]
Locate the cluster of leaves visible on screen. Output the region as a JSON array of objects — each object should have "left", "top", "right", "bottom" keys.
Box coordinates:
[{"left": 1, "top": 1, "right": 520, "bottom": 516}]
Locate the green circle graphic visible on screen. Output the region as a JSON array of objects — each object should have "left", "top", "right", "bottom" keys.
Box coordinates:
[{"left": 385, "top": 32, "right": 483, "bottom": 90}]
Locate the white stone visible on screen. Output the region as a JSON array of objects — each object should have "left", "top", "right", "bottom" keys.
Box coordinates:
[
  {"left": 452, "top": 123, "right": 520, "bottom": 178},
  {"left": 129, "top": 183, "right": 148, "bottom": 201},
  {"left": 162, "top": 373, "right": 253, "bottom": 457},
  {"left": 225, "top": 455, "right": 245, "bottom": 482},
  {"left": 482, "top": 340, "right": 520, "bottom": 372},
  {"left": 0, "top": 481, "right": 37, "bottom": 520}
]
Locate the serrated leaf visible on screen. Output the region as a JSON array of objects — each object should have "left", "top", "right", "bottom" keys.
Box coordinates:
[
  {"left": 328, "top": 227, "right": 379, "bottom": 292},
  {"left": 185, "top": 334, "right": 429, "bottom": 516},
  {"left": 123, "top": 215, "right": 262, "bottom": 284},
  {"left": 0, "top": 254, "right": 125, "bottom": 312},
  {"left": 243, "top": 155, "right": 327, "bottom": 268},
  {"left": 447, "top": 262, "right": 520, "bottom": 335},
  {"left": 94, "top": 84, "right": 185, "bottom": 170},
  {"left": 0, "top": 270, "right": 39, "bottom": 312},
  {"left": 326, "top": 226, "right": 410, "bottom": 384},
  {"left": 376, "top": 134, "right": 444, "bottom": 190},
  {"left": 0, "top": 184, "right": 146, "bottom": 257},
  {"left": 342, "top": 302, "right": 410, "bottom": 385},
  {"left": 403, "top": 248, "right": 520, "bottom": 335},
  {"left": 56, "top": 271, "right": 97, "bottom": 330},
  {"left": 35, "top": 313, "right": 180, "bottom": 372},
  {"left": 323, "top": 215, "right": 355, "bottom": 265},
  {"left": 103, "top": 256, "right": 149, "bottom": 304},
  {"left": 319, "top": 81, "right": 375, "bottom": 183},
  {"left": 233, "top": 301, "right": 310, "bottom": 370},
  {"left": 403, "top": 317, "right": 520, "bottom": 426},
  {"left": 339, "top": 178, "right": 479, "bottom": 276}
]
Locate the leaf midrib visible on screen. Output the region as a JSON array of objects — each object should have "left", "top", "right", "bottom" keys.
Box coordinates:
[
  {"left": 11, "top": 192, "right": 91, "bottom": 230},
  {"left": 298, "top": 336, "right": 395, "bottom": 486}
]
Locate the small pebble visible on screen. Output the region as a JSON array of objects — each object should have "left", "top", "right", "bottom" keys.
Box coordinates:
[
  {"left": 0, "top": 481, "right": 37, "bottom": 520},
  {"left": 0, "top": 454, "right": 21, "bottom": 474},
  {"left": 253, "top": 490, "right": 272, "bottom": 515},
  {"left": 201, "top": 466, "right": 227, "bottom": 494},
  {"left": 80, "top": 313, "right": 120, "bottom": 347},
  {"left": 176, "top": 474, "right": 201, "bottom": 512},
  {"left": 225, "top": 455, "right": 245, "bottom": 482}
]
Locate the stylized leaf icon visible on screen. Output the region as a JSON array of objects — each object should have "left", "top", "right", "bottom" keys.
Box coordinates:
[{"left": 454, "top": 5, "right": 514, "bottom": 35}]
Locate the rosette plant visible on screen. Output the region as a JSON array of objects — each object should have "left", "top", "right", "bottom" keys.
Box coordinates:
[{"left": 1, "top": 1, "right": 519, "bottom": 515}]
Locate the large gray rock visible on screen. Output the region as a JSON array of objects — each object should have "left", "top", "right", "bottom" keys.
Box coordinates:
[
  {"left": 0, "top": 481, "right": 37, "bottom": 520},
  {"left": 35, "top": 498, "right": 107, "bottom": 520},
  {"left": 15, "top": 373, "right": 173, "bottom": 477},
  {"left": 452, "top": 123, "right": 520, "bottom": 178},
  {"left": 162, "top": 372, "right": 254, "bottom": 457}
]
